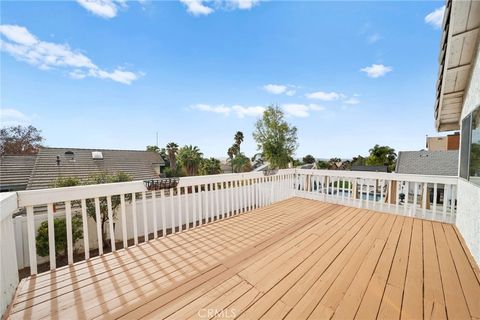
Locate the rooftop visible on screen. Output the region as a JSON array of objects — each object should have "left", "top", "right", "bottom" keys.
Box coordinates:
[
  {"left": 7, "top": 197, "right": 480, "bottom": 319},
  {"left": 396, "top": 150, "right": 459, "bottom": 176},
  {"left": 21, "top": 147, "right": 164, "bottom": 190}
]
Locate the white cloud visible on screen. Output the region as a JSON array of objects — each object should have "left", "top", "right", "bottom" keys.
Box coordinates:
[
  {"left": 344, "top": 97, "right": 360, "bottom": 105},
  {"left": 0, "top": 108, "right": 32, "bottom": 127},
  {"left": 262, "top": 84, "right": 286, "bottom": 94},
  {"left": 425, "top": 6, "right": 445, "bottom": 29},
  {"left": 263, "top": 84, "right": 296, "bottom": 96},
  {"left": 232, "top": 105, "right": 265, "bottom": 118},
  {"left": 367, "top": 33, "right": 381, "bottom": 44},
  {"left": 76, "top": 0, "right": 121, "bottom": 18},
  {"left": 191, "top": 104, "right": 265, "bottom": 118},
  {"left": 227, "top": 0, "right": 260, "bottom": 10},
  {"left": 179, "top": 0, "right": 260, "bottom": 16},
  {"left": 179, "top": 0, "right": 214, "bottom": 16},
  {"left": 283, "top": 104, "right": 325, "bottom": 118},
  {"left": 305, "top": 91, "right": 341, "bottom": 101},
  {"left": 0, "top": 24, "right": 142, "bottom": 85},
  {"left": 360, "top": 64, "right": 392, "bottom": 78}
]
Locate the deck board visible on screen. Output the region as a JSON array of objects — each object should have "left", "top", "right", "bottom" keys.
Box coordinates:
[{"left": 6, "top": 197, "right": 480, "bottom": 320}]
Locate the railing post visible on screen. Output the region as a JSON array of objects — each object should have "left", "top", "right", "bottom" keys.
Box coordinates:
[{"left": 1, "top": 192, "right": 20, "bottom": 317}]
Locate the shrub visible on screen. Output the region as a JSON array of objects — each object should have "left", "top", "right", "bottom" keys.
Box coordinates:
[{"left": 36, "top": 215, "right": 83, "bottom": 258}]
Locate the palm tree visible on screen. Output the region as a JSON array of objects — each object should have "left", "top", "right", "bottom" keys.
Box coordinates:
[
  {"left": 166, "top": 142, "right": 179, "bottom": 171},
  {"left": 177, "top": 145, "right": 203, "bottom": 176},
  {"left": 199, "top": 157, "right": 222, "bottom": 175},
  {"left": 231, "top": 153, "right": 251, "bottom": 173},
  {"left": 234, "top": 131, "right": 244, "bottom": 152}
]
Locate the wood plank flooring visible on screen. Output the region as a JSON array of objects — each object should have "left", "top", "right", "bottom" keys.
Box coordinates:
[{"left": 6, "top": 197, "right": 480, "bottom": 319}]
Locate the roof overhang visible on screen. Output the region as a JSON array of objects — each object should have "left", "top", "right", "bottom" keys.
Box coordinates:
[{"left": 435, "top": 0, "right": 480, "bottom": 132}]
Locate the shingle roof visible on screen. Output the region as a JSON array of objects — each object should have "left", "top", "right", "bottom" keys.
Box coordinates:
[
  {"left": 26, "top": 147, "right": 164, "bottom": 190},
  {"left": 0, "top": 155, "right": 36, "bottom": 191},
  {"left": 396, "top": 150, "right": 459, "bottom": 176},
  {"left": 351, "top": 165, "right": 388, "bottom": 172}
]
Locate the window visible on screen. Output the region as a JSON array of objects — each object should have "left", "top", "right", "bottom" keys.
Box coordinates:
[
  {"left": 460, "top": 105, "right": 480, "bottom": 186},
  {"left": 470, "top": 107, "right": 480, "bottom": 185}
]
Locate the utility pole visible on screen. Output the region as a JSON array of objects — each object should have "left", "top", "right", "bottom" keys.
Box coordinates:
[{"left": 156, "top": 131, "right": 159, "bottom": 147}]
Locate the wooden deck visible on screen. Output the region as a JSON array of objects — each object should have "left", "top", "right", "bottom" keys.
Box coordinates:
[{"left": 7, "top": 197, "right": 480, "bottom": 320}]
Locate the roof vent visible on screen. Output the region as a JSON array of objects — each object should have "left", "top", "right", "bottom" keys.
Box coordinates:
[
  {"left": 65, "top": 151, "right": 75, "bottom": 162},
  {"left": 92, "top": 151, "right": 103, "bottom": 160}
]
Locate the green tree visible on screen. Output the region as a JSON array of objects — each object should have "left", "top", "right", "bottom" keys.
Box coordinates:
[
  {"left": 366, "top": 144, "right": 397, "bottom": 172},
  {"left": 36, "top": 216, "right": 83, "bottom": 258},
  {"left": 166, "top": 142, "right": 179, "bottom": 171},
  {"left": 84, "top": 171, "right": 132, "bottom": 248},
  {"left": 38, "top": 176, "right": 84, "bottom": 259},
  {"left": 199, "top": 157, "right": 222, "bottom": 175},
  {"left": 231, "top": 153, "right": 252, "bottom": 173},
  {"left": 351, "top": 155, "right": 366, "bottom": 167},
  {"left": 147, "top": 145, "right": 169, "bottom": 167},
  {"left": 253, "top": 106, "right": 298, "bottom": 169},
  {"left": 303, "top": 154, "right": 315, "bottom": 164},
  {"left": 234, "top": 131, "right": 244, "bottom": 152},
  {"left": 316, "top": 160, "right": 329, "bottom": 169},
  {"left": 177, "top": 145, "right": 203, "bottom": 176},
  {"left": 0, "top": 125, "right": 44, "bottom": 155}
]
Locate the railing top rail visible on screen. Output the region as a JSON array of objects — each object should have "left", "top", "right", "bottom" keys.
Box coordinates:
[
  {"left": 16, "top": 170, "right": 296, "bottom": 207},
  {"left": 15, "top": 168, "right": 457, "bottom": 208},
  {"left": 296, "top": 169, "right": 459, "bottom": 184}
]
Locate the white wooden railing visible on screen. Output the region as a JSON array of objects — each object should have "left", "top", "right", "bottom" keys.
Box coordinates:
[
  {"left": 295, "top": 169, "right": 458, "bottom": 223},
  {"left": 0, "top": 169, "right": 459, "bottom": 317}
]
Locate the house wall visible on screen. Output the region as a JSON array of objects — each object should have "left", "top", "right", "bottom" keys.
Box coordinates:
[
  {"left": 457, "top": 40, "right": 480, "bottom": 265},
  {"left": 427, "top": 137, "right": 447, "bottom": 151}
]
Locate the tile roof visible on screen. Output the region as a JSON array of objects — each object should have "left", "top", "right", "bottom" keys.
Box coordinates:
[
  {"left": 24, "top": 147, "right": 164, "bottom": 190},
  {"left": 396, "top": 150, "right": 459, "bottom": 176},
  {"left": 0, "top": 155, "right": 36, "bottom": 191}
]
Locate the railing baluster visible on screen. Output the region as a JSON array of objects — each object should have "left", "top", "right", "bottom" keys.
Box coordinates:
[
  {"left": 169, "top": 188, "right": 175, "bottom": 232},
  {"left": 131, "top": 193, "right": 138, "bottom": 244},
  {"left": 222, "top": 182, "right": 226, "bottom": 218},
  {"left": 404, "top": 182, "right": 409, "bottom": 216},
  {"left": 178, "top": 187, "right": 183, "bottom": 230},
  {"left": 120, "top": 195, "right": 127, "bottom": 248},
  {"left": 443, "top": 184, "right": 450, "bottom": 218},
  {"left": 422, "top": 183, "right": 428, "bottom": 218},
  {"left": 80, "top": 199, "right": 90, "bottom": 260},
  {"left": 186, "top": 187, "right": 190, "bottom": 229},
  {"left": 236, "top": 180, "right": 240, "bottom": 214},
  {"left": 107, "top": 196, "right": 116, "bottom": 251},
  {"left": 193, "top": 186, "right": 197, "bottom": 226},
  {"left": 395, "top": 181, "right": 400, "bottom": 214},
  {"left": 161, "top": 190, "right": 166, "bottom": 235},
  {"left": 65, "top": 200, "right": 74, "bottom": 264},
  {"left": 26, "top": 206, "right": 37, "bottom": 275},
  {"left": 47, "top": 203, "right": 56, "bottom": 269},
  {"left": 152, "top": 191, "right": 158, "bottom": 238},
  {"left": 413, "top": 182, "right": 418, "bottom": 216},
  {"left": 215, "top": 183, "right": 220, "bottom": 219}
]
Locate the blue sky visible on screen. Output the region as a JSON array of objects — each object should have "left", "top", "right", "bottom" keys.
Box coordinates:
[{"left": 1, "top": 0, "right": 447, "bottom": 159}]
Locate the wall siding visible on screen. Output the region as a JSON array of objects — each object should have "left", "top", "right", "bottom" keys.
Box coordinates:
[{"left": 457, "top": 40, "right": 480, "bottom": 266}]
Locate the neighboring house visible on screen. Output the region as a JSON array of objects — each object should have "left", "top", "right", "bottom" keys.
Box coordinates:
[
  {"left": 0, "top": 155, "right": 36, "bottom": 192},
  {"left": 426, "top": 132, "right": 460, "bottom": 151},
  {"left": 0, "top": 147, "right": 165, "bottom": 191},
  {"left": 351, "top": 165, "right": 388, "bottom": 173},
  {"left": 396, "top": 150, "right": 459, "bottom": 176},
  {"left": 298, "top": 163, "right": 316, "bottom": 170}
]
